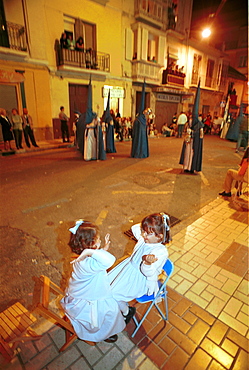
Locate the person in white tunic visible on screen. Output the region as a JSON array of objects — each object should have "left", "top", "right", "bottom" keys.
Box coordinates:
[
  {"left": 61, "top": 220, "right": 126, "bottom": 343},
  {"left": 108, "top": 213, "right": 170, "bottom": 321}
]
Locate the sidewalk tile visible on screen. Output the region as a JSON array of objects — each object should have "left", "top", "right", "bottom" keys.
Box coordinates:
[
  {"left": 171, "top": 297, "right": 192, "bottom": 316},
  {"left": 158, "top": 336, "right": 177, "bottom": 355},
  {"left": 231, "top": 349, "right": 249, "bottom": 370},
  {"left": 47, "top": 346, "right": 81, "bottom": 370},
  {"left": 137, "top": 357, "right": 159, "bottom": 370},
  {"left": 189, "top": 305, "right": 215, "bottom": 325},
  {"left": 200, "top": 338, "right": 233, "bottom": 368},
  {"left": 219, "top": 312, "right": 248, "bottom": 336},
  {"left": 237, "top": 280, "right": 249, "bottom": 295},
  {"left": 184, "top": 348, "right": 212, "bottom": 370},
  {"left": 233, "top": 291, "right": 248, "bottom": 305},
  {"left": 206, "top": 285, "right": 230, "bottom": 302},
  {"left": 168, "top": 311, "right": 191, "bottom": 334},
  {"left": 236, "top": 311, "right": 249, "bottom": 326},
  {"left": 24, "top": 344, "right": 59, "bottom": 370},
  {"left": 178, "top": 269, "right": 198, "bottom": 283},
  {"left": 192, "top": 265, "right": 209, "bottom": 278},
  {"left": 76, "top": 341, "right": 102, "bottom": 366},
  {"left": 167, "top": 327, "right": 197, "bottom": 355},
  {"left": 185, "top": 291, "right": 208, "bottom": 309},
  {"left": 202, "top": 275, "right": 223, "bottom": 289},
  {"left": 70, "top": 357, "right": 92, "bottom": 370},
  {"left": 93, "top": 347, "right": 124, "bottom": 370},
  {"left": 33, "top": 333, "right": 52, "bottom": 352},
  {"left": 148, "top": 321, "right": 172, "bottom": 344},
  {"left": 226, "top": 328, "right": 249, "bottom": 352},
  {"left": 223, "top": 297, "right": 243, "bottom": 317},
  {"left": 114, "top": 332, "right": 135, "bottom": 354},
  {"left": 175, "top": 280, "right": 193, "bottom": 295},
  {"left": 117, "top": 346, "right": 146, "bottom": 369},
  {"left": 206, "top": 321, "right": 229, "bottom": 345},
  {"left": 201, "top": 290, "right": 214, "bottom": 302},
  {"left": 206, "top": 297, "right": 226, "bottom": 317},
  {"left": 221, "top": 279, "right": 240, "bottom": 295},
  {"left": 48, "top": 326, "right": 66, "bottom": 350},
  {"left": 138, "top": 337, "right": 168, "bottom": 368},
  {"left": 183, "top": 311, "right": 198, "bottom": 325},
  {"left": 18, "top": 341, "right": 38, "bottom": 363},
  {"left": 161, "top": 347, "right": 189, "bottom": 370},
  {"left": 208, "top": 359, "right": 227, "bottom": 370},
  {"left": 221, "top": 338, "right": 239, "bottom": 357},
  {"left": 187, "top": 320, "right": 210, "bottom": 344}
]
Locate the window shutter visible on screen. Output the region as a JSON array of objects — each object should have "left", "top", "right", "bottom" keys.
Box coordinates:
[
  {"left": 158, "top": 36, "right": 166, "bottom": 65},
  {"left": 125, "top": 28, "right": 134, "bottom": 60},
  {"left": 141, "top": 28, "right": 148, "bottom": 60}
]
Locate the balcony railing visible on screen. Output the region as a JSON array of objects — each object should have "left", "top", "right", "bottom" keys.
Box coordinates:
[
  {"left": 132, "top": 60, "right": 162, "bottom": 83},
  {"left": 134, "top": 0, "right": 165, "bottom": 28},
  {"left": 58, "top": 48, "right": 110, "bottom": 72},
  {"left": 6, "top": 22, "right": 28, "bottom": 51},
  {"left": 162, "top": 69, "right": 185, "bottom": 86}
]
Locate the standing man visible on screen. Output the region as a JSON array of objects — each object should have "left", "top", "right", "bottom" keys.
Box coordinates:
[
  {"left": 59, "top": 106, "right": 70, "bottom": 143},
  {"left": 177, "top": 111, "right": 187, "bottom": 138},
  {"left": 22, "top": 108, "right": 39, "bottom": 148}
]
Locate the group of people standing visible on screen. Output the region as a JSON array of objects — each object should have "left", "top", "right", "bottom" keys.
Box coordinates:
[{"left": 0, "top": 108, "right": 39, "bottom": 151}]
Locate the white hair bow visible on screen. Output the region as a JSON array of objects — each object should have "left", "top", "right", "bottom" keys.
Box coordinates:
[
  {"left": 161, "top": 213, "right": 170, "bottom": 231},
  {"left": 69, "top": 220, "right": 84, "bottom": 234}
]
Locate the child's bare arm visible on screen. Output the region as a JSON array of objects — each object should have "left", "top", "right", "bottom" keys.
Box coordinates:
[{"left": 142, "top": 254, "right": 158, "bottom": 265}]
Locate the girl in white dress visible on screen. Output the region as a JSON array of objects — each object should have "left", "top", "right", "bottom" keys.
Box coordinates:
[
  {"left": 108, "top": 213, "right": 171, "bottom": 322},
  {"left": 61, "top": 220, "right": 125, "bottom": 343}
]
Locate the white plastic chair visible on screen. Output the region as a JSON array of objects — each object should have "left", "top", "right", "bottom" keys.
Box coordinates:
[{"left": 132, "top": 258, "right": 174, "bottom": 338}]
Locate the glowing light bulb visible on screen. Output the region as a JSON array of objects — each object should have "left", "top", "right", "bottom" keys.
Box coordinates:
[{"left": 202, "top": 28, "right": 211, "bottom": 38}]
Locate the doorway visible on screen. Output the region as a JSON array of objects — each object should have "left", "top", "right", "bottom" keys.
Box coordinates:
[
  {"left": 155, "top": 101, "right": 178, "bottom": 133},
  {"left": 69, "top": 83, "right": 88, "bottom": 133}
]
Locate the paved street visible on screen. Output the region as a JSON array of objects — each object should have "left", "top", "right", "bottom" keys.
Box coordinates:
[{"left": 0, "top": 135, "right": 248, "bottom": 369}]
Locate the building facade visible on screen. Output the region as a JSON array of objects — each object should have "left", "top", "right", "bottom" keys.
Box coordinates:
[{"left": 0, "top": 0, "right": 237, "bottom": 141}]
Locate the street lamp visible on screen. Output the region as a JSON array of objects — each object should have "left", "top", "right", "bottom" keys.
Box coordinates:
[{"left": 202, "top": 28, "right": 211, "bottom": 38}]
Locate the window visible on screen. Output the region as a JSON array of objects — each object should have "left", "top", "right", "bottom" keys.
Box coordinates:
[
  {"left": 205, "top": 59, "right": 215, "bottom": 88},
  {"left": 191, "top": 54, "right": 202, "bottom": 85},
  {"left": 63, "top": 15, "right": 96, "bottom": 51},
  {"left": 238, "top": 55, "right": 248, "bottom": 68}
]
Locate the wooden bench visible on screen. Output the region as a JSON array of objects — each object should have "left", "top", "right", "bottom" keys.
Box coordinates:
[{"left": 0, "top": 302, "right": 41, "bottom": 361}]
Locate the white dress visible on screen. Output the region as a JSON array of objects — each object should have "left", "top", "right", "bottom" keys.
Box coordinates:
[
  {"left": 60, "top": 249, "right": 125, "bottom": 342},
  {"left": 108, "top": 224, "right": 168, "bottom": 301},
  {"left": 84, "top": 125, "right": 97, "bottom": 161}
]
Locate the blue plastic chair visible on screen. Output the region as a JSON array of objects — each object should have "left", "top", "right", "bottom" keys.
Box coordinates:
[{"left": 132, "top": 258, "right": 174, "bottom": 338}]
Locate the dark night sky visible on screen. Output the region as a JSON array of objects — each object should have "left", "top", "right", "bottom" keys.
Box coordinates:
[{"left": 191, "top": 0, "right": 248, "bottom": 32}]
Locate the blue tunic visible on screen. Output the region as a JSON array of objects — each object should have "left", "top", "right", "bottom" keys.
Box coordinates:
[
  {"left": 131, "top": 115, "right": 149, "bottom": 158},
  {"left": 106, "top": 122, "right": 116, "bottom": 153}
]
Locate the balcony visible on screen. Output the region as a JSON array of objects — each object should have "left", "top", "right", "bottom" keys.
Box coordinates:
[
  {"left": 134, "top": 0, "right": 166, "bottom": 29},
  {"left": 3, "top": 22, "right": 28, "bottom": 51},
  {"left": 132, "top": 59, "right": 162, "bottom": 84},
  {"left": 57, "top": 48, "right": 110, "bottom": 73},
  {"left": 162, "top": 69, "right": 185, "bottom": 87}
]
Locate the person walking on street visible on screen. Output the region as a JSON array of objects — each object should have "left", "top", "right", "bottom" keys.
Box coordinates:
[
  {"left": 22, "top": 108, "right": 39, "bottom": 148},
  {"left": 59, "top": 106, "right": 70, "bottom": 143},
  {"left": 11, "top": 108, "right": 23, "bottom": 150},
  {"left": 177, "top": 111, "right": 187, "bottom": 138}
]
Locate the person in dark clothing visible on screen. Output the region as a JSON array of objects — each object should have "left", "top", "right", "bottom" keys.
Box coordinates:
[
  {"left": 59, "top": 106, "right": 70, "bottom": 143},
  {"left": 22, "top": 108, "right": 39, "bottom": 148}
]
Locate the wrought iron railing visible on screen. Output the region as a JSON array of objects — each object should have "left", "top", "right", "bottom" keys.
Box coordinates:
[
  {"left": 6, "top": 22, "right": 27, "bottom": 51},
  {"left": 58, "top": 48, "right": 110, "bottom": 72}
]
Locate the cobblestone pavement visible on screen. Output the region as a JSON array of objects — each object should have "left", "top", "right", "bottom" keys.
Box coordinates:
[{"left": 1, "top": 196, "right": 248, "bottom": 370}]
